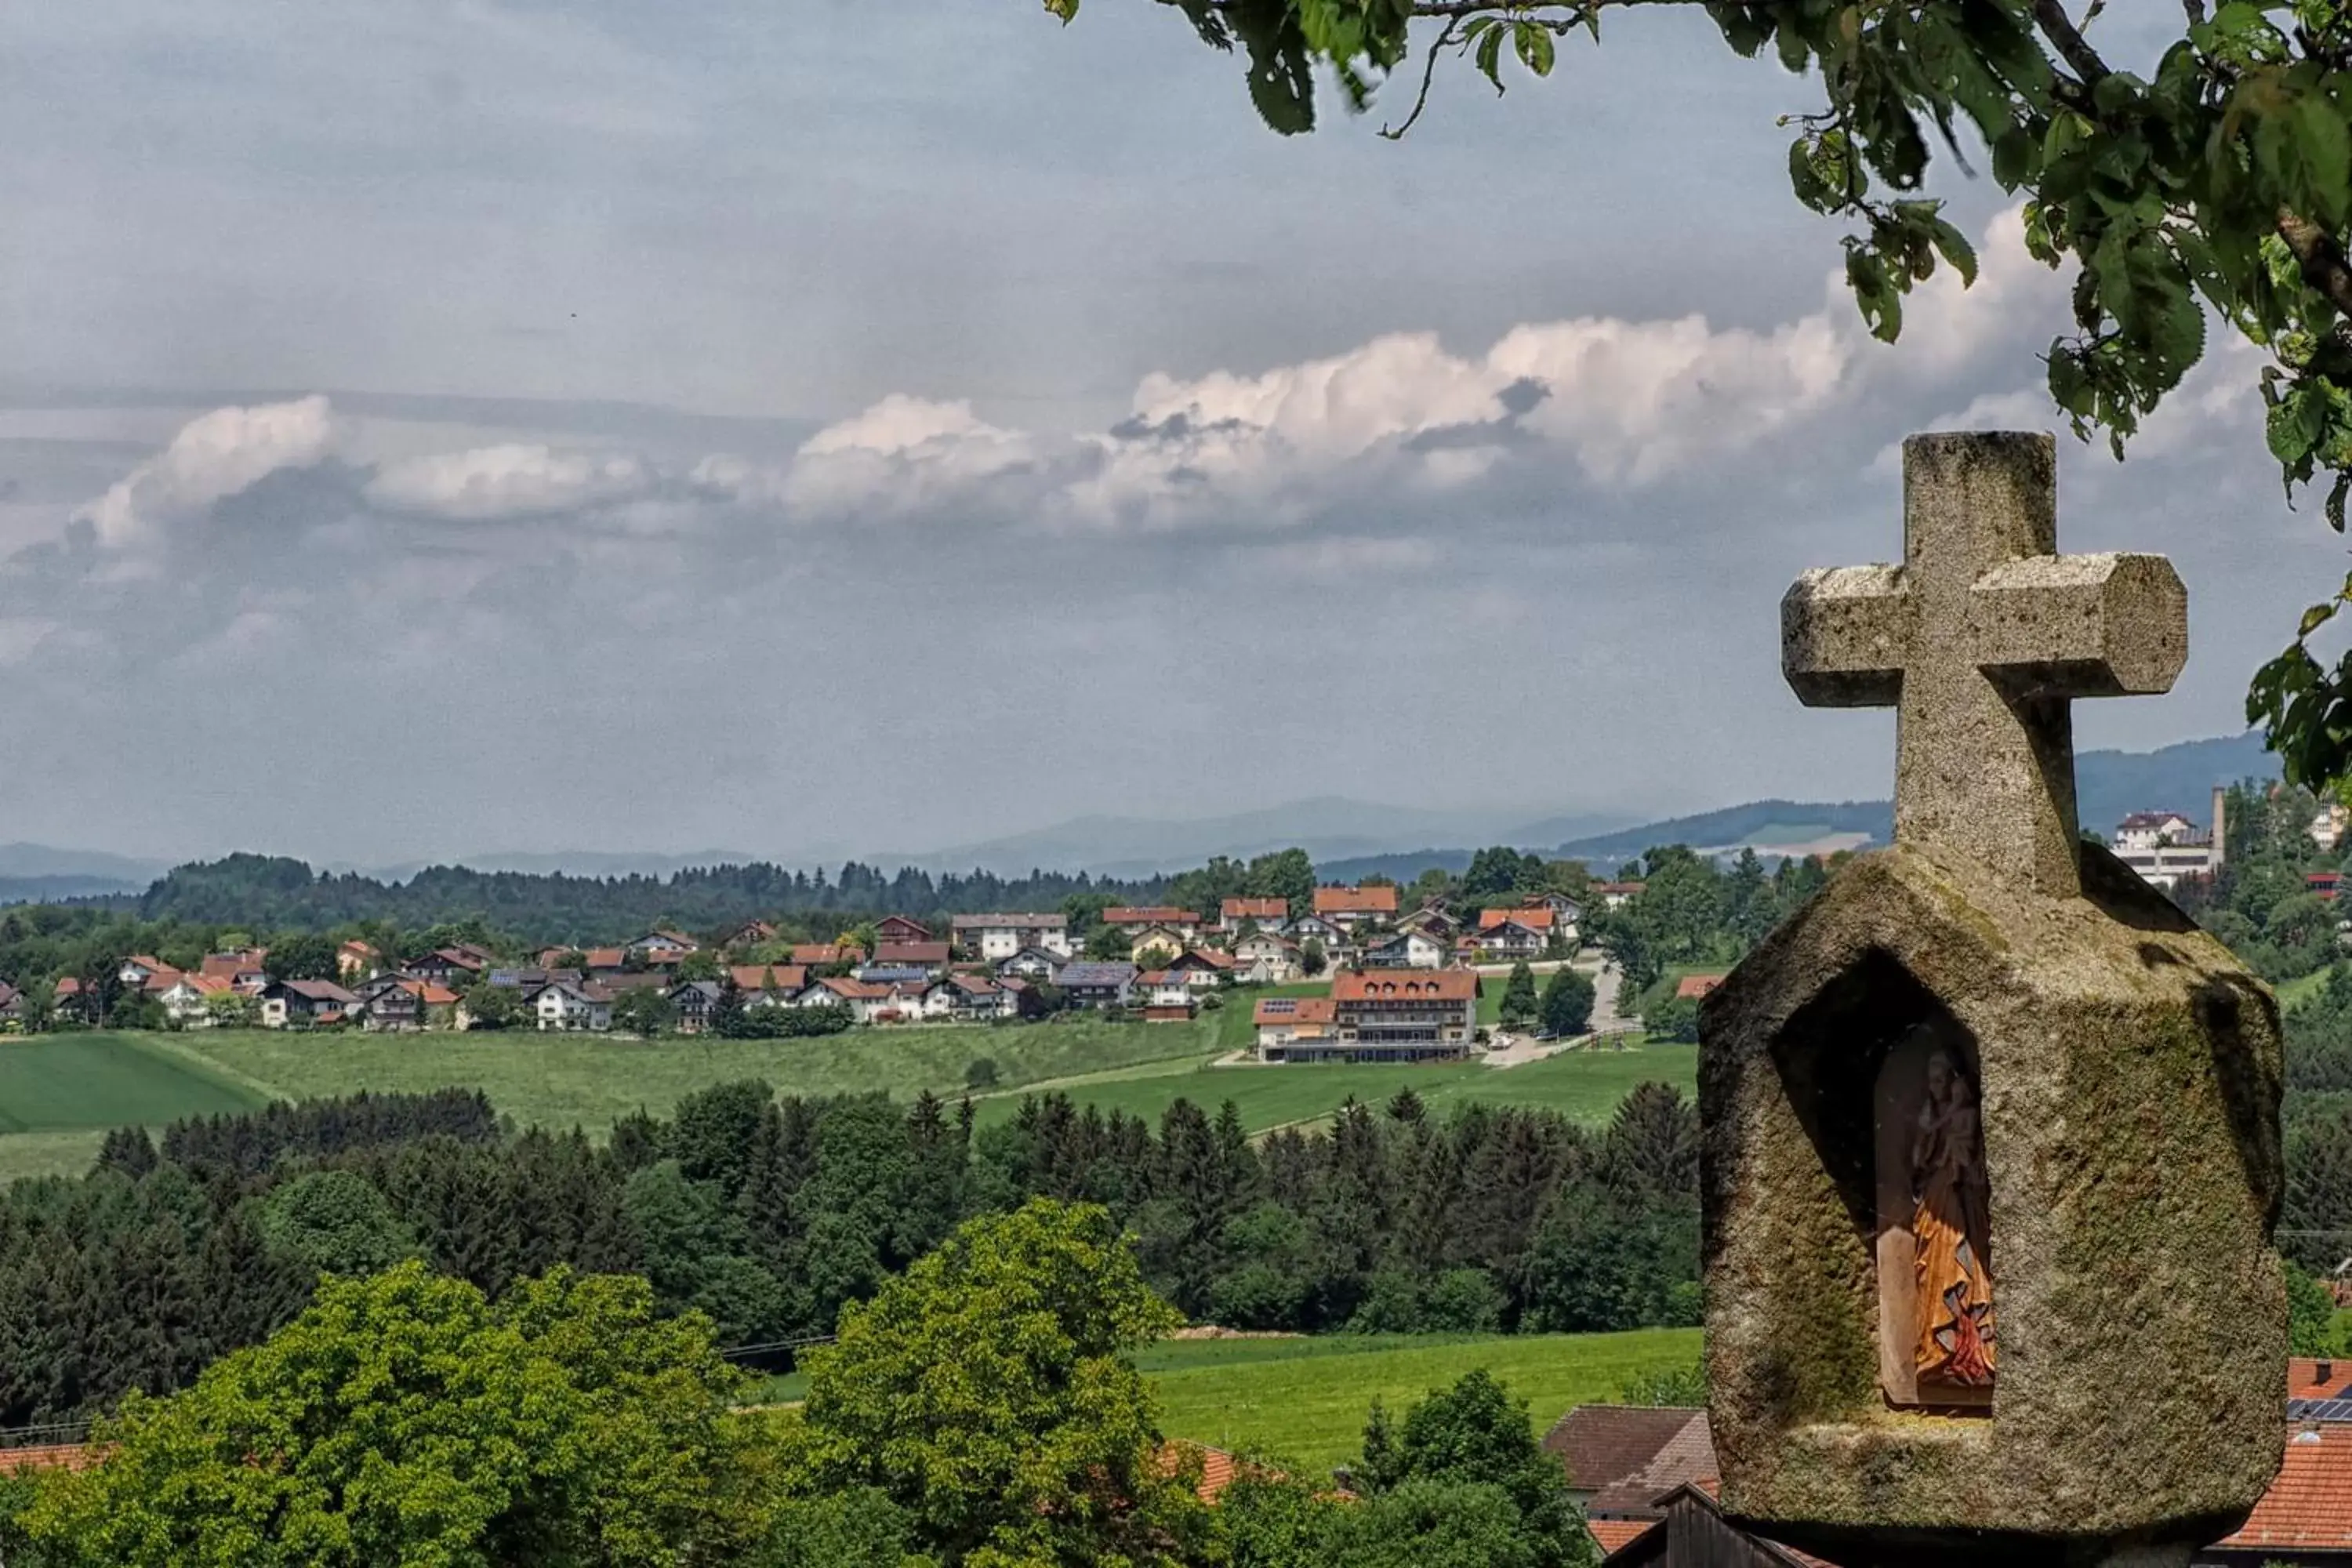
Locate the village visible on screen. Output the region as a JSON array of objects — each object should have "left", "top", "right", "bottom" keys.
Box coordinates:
[{"left": 13, "top": 880, "right": 1639, "bottom": 1062}]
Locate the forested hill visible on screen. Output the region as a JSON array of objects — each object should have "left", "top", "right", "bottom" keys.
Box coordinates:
[{"left": 126, "top": 853, "right": 1178, "bottom": 945}]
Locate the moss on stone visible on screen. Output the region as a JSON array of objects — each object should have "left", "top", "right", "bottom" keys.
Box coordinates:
[{"left": 1698, "top": 841, "right": 2285, "bottom": 1548}]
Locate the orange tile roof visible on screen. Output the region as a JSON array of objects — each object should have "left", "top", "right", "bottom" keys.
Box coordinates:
[
  {"left": 1105, "top": 907, "right": 1200, "bottom": 925},
  {"left": 1588, "top": 1519, "right": 1658, "bottom": 1554},
  {"left": 1254, "top": 996, "right": 1337, "bottom": 1025},
  {"left": 2292, "top": 1357, "right": 2352, "bottom": 1401},
  {"left": 2214, "top": 1427, "right": 2352, "bottom": 1552},
  {"left": 1479, "top": 907, "right": 1555, "bottom": 930},
  {"left": 1222, "top": 897, "right": 1289, "bottom": 920},
  {"left": 1313, "top": 884, "right": 1399, "bottom": 915},
  {"left": 789, "top": 943, "right": 845, "bottom": 964},
  {"left": 729, "top": 964, "right": 809, "bottom": 993},
  {"left": 1156, "top": 1441, "right": 1248, "bottom": 1504},
  {"left": 1676, "top": 974, "right": 1728, "bottom": 1000},
  {"left": 0, "top": 1444, "right": 97, "bottom": 1475},
  {"left": 1332, "top": 968, "right": 1477, "bottom": 1002}
]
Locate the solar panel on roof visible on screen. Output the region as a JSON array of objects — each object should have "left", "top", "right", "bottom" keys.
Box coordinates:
[{"left": 2288, "top": 1398, "right": 2352, "bottom": 1421}]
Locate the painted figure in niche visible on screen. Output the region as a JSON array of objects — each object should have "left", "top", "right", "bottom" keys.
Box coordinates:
[{"left": 1911, "top": 1047, "right": 1994, "bottom": 1388}]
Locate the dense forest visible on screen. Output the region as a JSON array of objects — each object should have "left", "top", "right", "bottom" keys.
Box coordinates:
[{"left": 0, "top": 1077, "right": 1699, "bottom": 1430}]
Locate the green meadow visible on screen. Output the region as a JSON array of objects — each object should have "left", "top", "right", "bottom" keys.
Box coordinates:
[
  {"left": 0, "top": 1018, "right": 1217, "bottom": 1180},
  {"left": 974, "top": 1040, "right": 1695, "bottom": 1134},
  {"left": 756, "top": 1327, "right": 1703, "bottom": 1474}
]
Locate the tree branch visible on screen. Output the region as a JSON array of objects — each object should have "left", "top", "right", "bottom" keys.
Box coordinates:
[
  {"left": 2032, "top": 0, "right": 2111, "bottom": 85},
  {"left": 1381, "top": 14, "right": 1462, "bottom": 140},
  {"left": 2278, "top": 208, "right": 2352, "bottom": 319}
]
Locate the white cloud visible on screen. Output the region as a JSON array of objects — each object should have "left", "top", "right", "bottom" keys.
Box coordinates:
[
  {"left": 75, "top": 394, "right": 337, "bottom": 546},
  {"left": 773, "top": 205, "right": 2074, "bottom": 532},
  {"left": 365, "top": 443, "right": 655, "bottom": 521},
  {"left": 780, "top": 395, "right": 1045, "bottom": 521}
]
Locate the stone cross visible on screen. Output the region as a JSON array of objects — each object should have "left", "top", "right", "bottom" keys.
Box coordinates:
[{"left": 1781, "top": 431, "right": 2187, "bottom": 898}]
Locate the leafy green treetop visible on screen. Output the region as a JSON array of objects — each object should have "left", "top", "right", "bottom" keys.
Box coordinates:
[
  {"left": 1044, "top": 0, "right": 2352, "bottom": 792},
  {"left": 786, "top": 1199, "right": 1212, "bottom": 1568},
  {"left": 20, "top": 1261, "right": 750, "bottom": 1568}
]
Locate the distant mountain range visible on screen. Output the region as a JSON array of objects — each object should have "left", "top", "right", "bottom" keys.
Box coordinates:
[
  {"left": 0, "top": 732, "right": 2284, "bottom": 906},
  {"left": 868, "top": 798, "right": 1632, "bottom": 880}
]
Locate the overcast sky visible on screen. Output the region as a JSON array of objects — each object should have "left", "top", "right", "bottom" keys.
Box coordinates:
[{"left": 0, "top": 2, "right": 2329, "bottom": 867}]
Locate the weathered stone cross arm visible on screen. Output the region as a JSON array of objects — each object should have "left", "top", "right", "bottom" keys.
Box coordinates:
[
  {"left": 1783, "top": 553, "right": 2187, "bottom": 705},
  {"left": 1778, "top": 432, "right": 2187, "bottom": 898}
]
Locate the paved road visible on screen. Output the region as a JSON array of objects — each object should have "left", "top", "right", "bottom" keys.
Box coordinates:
[{"left": 1483, "top": 954, "right": 1634, "bottom": 1068}]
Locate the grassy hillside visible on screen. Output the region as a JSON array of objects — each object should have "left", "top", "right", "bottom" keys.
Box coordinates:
[
  {"left": 753, "top": 1327, "right": 1700, "bottom": 1472},
  {"left": 1147, "top": 1329, "right": 1702, "bottom": 1472},
  {"left": 975, "top": 1042, "right": 1695, "bottom": 1133},
  {"left": 0, "top": 1018, "right": 1220, "bottom": 1180},
  {"left": 0, "top": 1034, "right": 266, "bottom": 1135}
]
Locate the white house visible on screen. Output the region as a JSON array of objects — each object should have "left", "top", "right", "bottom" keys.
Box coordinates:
[
  {"left": 1361, "top": 929, "right": 1448, "bottom": 970},
  {"left": 950, "top": 913, "right": 1073, "bottom": 960},
  {"left": 157, "top": 975, "right": 232, "bottom": 1026},
  {"left": 996, "top": 946, "right": 1066, "bottom": 982},
  {"left": 2112, "top": 809, "right": 2218, "bottom": 891},
  {"left": 530, "top": 981, "right": 614, "bottom": 1032},
  {"left": 260, "top": 978, "right": 358, "bottom": 1029},
  {"left": 923, "top": 973, "right": 1011, "bottom": 1021},
  {"left": 798, "top": 975, "right": 891, "bottom": 1023},
  {"left": 1230, "top": 931, "right": 1301, "bottom": 984},
  {"left": 1138, "top": 971, "right": 1198, "bottom": 1020},
  {"left": 1285, "top": 913, "right": 1345, "bottom": 953},
  {"left": 1253, "top": 995, "right": 1337, "bottom": 1060}
]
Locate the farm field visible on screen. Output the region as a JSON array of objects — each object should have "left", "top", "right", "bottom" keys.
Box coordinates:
[
  {"left": 0, "top": 1018, "right": 1219, "bottom": 1181},
  {"left": 1144, "top": 1327, "right": 1702, "bottom": 1471},
  {"left": 975, "top": 1040, "right": 1695, "bottom": 1133},
  {"left": 753, "top": 1326, "right": 1700, "bottom": 1472},
  {"left": 0, "top": 1033, "right": 266, "bottom": 1138}
]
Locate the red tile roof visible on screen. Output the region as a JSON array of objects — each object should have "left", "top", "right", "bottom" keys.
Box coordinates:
[
  {"left": 874, "top": 942, "right": 950, "bottom": 965},
  {"left": 790, "top": 943, "right": 846, "bottom": 964},
  {"left": 1675, "top": 974, "right": 1728, "bottom": 1000},
  {"left": 0, "top": 1444, "right": 97, "bottom": 1475},
  {"left": 1331, "top": 968, "right": 1477, "bottom": 1002},
  {"left": 2212, "top": 1427, "right": 2352, "bottom": 1553},
  {"left": 583, "top": 948, "right": 627, "bottom": 970},
  {"left": 1314, "top": 884, "right": 1399, "bottom": 916},
  {"left": 1254, "top": 996, "right": 1336, "bottom": 1025},
  {"left": 2292, "top": 1356, "right": 2352, "bottom": 1401},
  {"left": 1105, "top": 907, "right": 1200, "bottom": 926},
  {"left": 730, "top": 964, "right": 809, "bottom": 993},
  {"left": 1222, "top": 897, "right": 1289, "bottom": 921},
  {"left": 1479, "top": 907, "right": 1555, "bottom": 930},
  {"left": 1588, "top": 1519, "right": 1658, "bottom": 1554},
  {"left": 1155, "top": 1441, "right": 1254, "bottom": 1505}
]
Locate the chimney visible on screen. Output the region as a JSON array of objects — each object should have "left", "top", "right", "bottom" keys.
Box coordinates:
[{"left": 2211, "top": 784, "right": 2227, "bottom": 871}]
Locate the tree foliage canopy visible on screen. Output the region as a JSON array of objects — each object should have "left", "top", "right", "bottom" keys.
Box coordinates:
[
  {"left": 1044, "top": 0, "right": 2352, "bottom": 789},
  {"left": 20, "top": 1262, "right": 749, "bottom": 1568}
]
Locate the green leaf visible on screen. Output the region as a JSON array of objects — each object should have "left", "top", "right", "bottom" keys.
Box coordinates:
[
  {"left": 1475, "top": 25, "right": 1505, "bottom": 93},
  {"left": 2288, "top": 93, "right": 2352, "bottom": 228},
  {"left": 2330, "top": 473, "right": 2351, "bottom": 534},
  {"left": 1515, "top": 23, "right": 1555, "bottom": 79},
  {"left": 2303, "top": 601, "right": 2343, "bottom": 637},
  {"left": 1991, "top": 126, "right": 2038, "bottom": 188},
  {"left": 1926, "top": 214, "right": 1979, "bottom": 287},
  {"left": 1044, "top": 0, "right": 1077, "bottom": 17}
]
